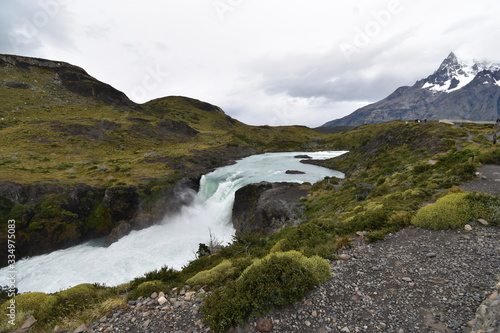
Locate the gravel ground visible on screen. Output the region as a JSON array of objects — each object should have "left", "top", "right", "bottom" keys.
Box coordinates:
[
  {"left": 459, "top": 165, "right": 500, "bottom": 195},
  {"left": 88, "top": 225, "right": 500, "bottom": 333}
]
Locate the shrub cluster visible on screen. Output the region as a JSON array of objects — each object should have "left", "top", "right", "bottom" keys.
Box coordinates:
[
  {"left": 200, "top": 251, "right": 331, "bottom": 332},
  {"left": 128, "top": 280, "right": 169, "bottom": 301},
  {"left": 0, "top": 283, "right": 116, "bottom": 332},
  {"left": 411, "top": 192, "right": 500, "bottom": 229},
  {"left": 411, "top": 193, "right": 472, "bottom": 229}
]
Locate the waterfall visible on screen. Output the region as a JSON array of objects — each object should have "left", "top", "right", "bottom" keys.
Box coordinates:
[{"left": 0, "top": 151, "right": 346, "bottom": 293}]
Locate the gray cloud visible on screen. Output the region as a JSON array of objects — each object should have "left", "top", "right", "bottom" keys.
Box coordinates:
[
  {"left": 1, "top": 0, "right": 500, "bottom": 127},
  {"left": 0, "top": 0, "right": 75, "bottom": 55}
]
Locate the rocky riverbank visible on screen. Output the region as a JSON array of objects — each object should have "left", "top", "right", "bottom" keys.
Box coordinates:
[{"left": 82, "top": 225, "right": 499, "bottom": 333}]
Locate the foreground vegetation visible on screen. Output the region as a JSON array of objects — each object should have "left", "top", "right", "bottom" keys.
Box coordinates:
[{"left": 2, "top": 119, "right": 499, "bottom": 332}]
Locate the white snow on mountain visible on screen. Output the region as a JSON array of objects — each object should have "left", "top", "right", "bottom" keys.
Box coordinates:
[{"left": 423, "top": 54, "right": 500, "bottom": 93}]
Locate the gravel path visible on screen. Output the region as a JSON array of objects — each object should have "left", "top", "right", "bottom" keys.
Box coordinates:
[
  {"left": 89, "top": 226, "right": 500, "bottom": 333},
  {"left": 459, "top": 165, "right": 500, "bottom": 196}
]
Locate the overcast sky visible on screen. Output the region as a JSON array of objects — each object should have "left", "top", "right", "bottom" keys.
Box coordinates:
[{"left": 2, "top": 0, "right": 500, "bottom": 127}]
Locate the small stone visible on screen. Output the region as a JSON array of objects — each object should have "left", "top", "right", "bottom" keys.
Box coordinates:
[
  {"left": 99, "top": 315, "right": 107, "bottom": 323},
  {"left": 143, "top": 319, "right": 151, "bottom": 328},
  {"left": 73, "top": 324, "right": 88, "bottom": 333},
  {"left": 20, "top": 315, "right": 37, "bottom": 329},
  {"left": 478, "top": 218, "right": 489, "bottom": 226},
  {"left": 312, "top": 310, "right": 318, "bottom": 318},
  {"left": 341, "top": 327, "right": 350, "bottom": 332},
  {"left": 426, "top": 252, "right": 437, "bottom": 258},
  {"left": 305, "top": 320, "right": 311, "bottom": 327},
  {"left": 402, "top": 277, "right": 412, "bottom": 282},
  {"left": 256, "top": 318, "right": 274, "bottom": 332},
  {"left": 131, "top": 317, "right": 137, "bottom": 323},
  {"left": 184, "top": 291, "right": 196, "bottom": 300},
  {"left": 339, "top": 254, "right": 351, "bottom": 260},
  {"left": 150, "top": 292, "right": 158, "bottom": 299},
  {"left": 158, "top": 291, "right": 165, "bottom": 297},
  {"left": 464, "top": 224, "right": 473, "bottom": 231},
  {"left": 158, "top": 296, "right": 168, "bottom": 305}
]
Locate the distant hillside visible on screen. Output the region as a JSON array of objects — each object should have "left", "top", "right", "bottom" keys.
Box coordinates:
[
  {"left": 0, "top": 54, "right": 328, "bottom": 187},
  {"left": 323, "top": 52, "right": 500, "bottom": 127}
]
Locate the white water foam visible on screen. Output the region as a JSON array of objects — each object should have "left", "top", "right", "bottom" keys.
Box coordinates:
[{"left": 0, "top": 151, "right": 346, "bottom": 293}]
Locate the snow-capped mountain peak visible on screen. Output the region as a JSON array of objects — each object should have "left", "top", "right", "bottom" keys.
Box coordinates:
[{"left": 422, "top": 52, "right": 500, "bottom": 93}]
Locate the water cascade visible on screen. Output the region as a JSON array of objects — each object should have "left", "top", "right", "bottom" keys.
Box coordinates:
[{"left": 0, "top": 151, "right": 346, "bottom": 293}]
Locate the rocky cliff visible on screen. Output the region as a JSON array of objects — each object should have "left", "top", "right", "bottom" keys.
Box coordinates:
[
  {"left": 0, "top": 54, "right": 137, "bottom": 108},
  {"left": 0, "top": 179, "right": 199, "bottom": 267},
  {"left": 232, "top": 182, "right": 309, "bottom": 235}
]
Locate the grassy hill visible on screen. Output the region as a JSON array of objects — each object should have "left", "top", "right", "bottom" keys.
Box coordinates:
[{"left": 0, "top": 55, "right": 329, "bottom": 187}]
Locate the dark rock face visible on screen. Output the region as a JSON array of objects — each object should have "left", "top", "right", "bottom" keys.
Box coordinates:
[
  {"left": 232, "top": 182, "right": 309, "bottom": 235},
  {"left": 0, "top": 54, "right": 137, "bottom": 108},
  {"left": 51, "top": 120, "right": 121, "bottom": 141},
  {"left": 103, "top": 178, "right": 199, "bottom": 246},
  {"left": 0, "top": 178, "right": 200, "bottom": 267},
  {"left": 156, "top": 119, "right": 199, "bottom": 137}
]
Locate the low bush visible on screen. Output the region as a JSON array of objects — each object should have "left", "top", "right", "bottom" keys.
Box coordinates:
[
  {"left": 186, "top": 260, "right": 237, "bottom": 287},
  {"left": 0, "top": 292, "right": 58, "bottom": 330},
  {"left": 128, "top": 280, "right": 169, "bottom": 300},
  {"left": 477, "top": 149, "right": 500, "bottom": 164},
  {"left": 465, "top": 192, "right": 500, "bottom": 226},
  {"left": 201, "top": 251, "right": 331, "bottom": 332},
  {"left": 411, "top": 193, "right": 472, "bottom": 229}
]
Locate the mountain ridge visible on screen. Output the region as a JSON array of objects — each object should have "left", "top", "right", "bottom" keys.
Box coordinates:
[{"left": 322, "top": 52, "right": 500, "bottom": 127}]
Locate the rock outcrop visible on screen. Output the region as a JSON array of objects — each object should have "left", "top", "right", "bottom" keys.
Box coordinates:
[
  {"left": 0, "top": 54, "right": 137, "bottom": 108},
  {"left": 232, "top": 182, "right": 309, "bottom": 235},
  {"left": 0, "top": 178, "right": 200, "bottom": 267}
]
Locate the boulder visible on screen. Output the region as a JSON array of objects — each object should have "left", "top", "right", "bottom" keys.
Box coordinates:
[
  {"left": 232, "top": 182, "right": 309, "bottom": 235},
  {"left": 285, "top": 170, "right": 306, "bottom": 174}
]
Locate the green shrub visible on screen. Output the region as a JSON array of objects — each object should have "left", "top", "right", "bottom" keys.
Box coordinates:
[
  {"left": 85, "top": 203, "right": 112, "bottom": 234},
  {"left": 129, "top": 280, "right": 168, "bottom": 300},
  {"left": 201, "top": 251, "right": 331, "bottom": 332},
  {"left": 131, "top": 266, "right": 180, "bottom": 288},
  {"left": 411, "top": 193, "right": 472, "bottom": 229},
  {"left": 0, "top": 292, "right": 58, "bottom": 329},
  {"left": 465, "top": 192, "right": 500, "bottom": 226},
  {"left": 186, "top": 260, "right": 236, "bottom": 287},
  {"left": 477, "top": 149, "right": 500, "bottom": 164}
]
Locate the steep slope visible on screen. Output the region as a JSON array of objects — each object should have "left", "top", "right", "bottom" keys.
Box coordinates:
[{"left": 322, "top": 52, "right": 500, "bottom": 127}]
